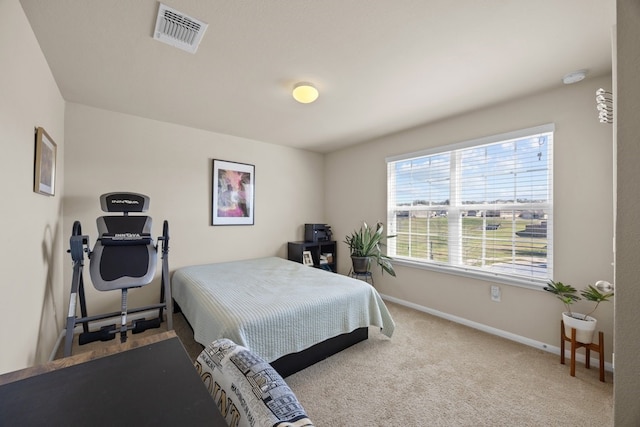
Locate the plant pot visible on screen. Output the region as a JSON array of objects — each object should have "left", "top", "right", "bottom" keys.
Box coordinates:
[
  {"left": 562, "top": 312, "right": 597, "bottom": 343},
  {"left": 351, "top": 256, "right": 371, "bottom": 274}
]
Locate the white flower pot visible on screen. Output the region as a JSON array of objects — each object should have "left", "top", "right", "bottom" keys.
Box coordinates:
[{"left": 562, "top": 312, "right": 597, "bottom": 343}]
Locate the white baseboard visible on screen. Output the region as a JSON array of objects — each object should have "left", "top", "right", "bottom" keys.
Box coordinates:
[{"left": 380, "top": 294, "right": 614, "bottom": 373}]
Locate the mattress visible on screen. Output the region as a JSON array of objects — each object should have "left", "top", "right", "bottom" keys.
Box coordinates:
[{"left": 172, "top": 256, "right": 395, "bottom": 362}]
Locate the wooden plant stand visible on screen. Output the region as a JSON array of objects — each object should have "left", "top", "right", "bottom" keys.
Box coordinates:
[{"left": 560, "top": 320, "right": 605, "bottom": 382}]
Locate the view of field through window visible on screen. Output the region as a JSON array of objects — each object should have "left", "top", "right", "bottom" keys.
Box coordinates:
[
  {"left": 394, "top": 212, "right": 549, "bottom": 278},
  {"left": 387, "top": 127, "right": 553, "bottom": 282}
]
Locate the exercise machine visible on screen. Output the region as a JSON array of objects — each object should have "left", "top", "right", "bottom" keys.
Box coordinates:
[{"left": 63, "top": 192, "right": 172, "bottom": 356}]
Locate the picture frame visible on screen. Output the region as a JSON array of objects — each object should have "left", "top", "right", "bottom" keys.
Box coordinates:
[
  {"left": 33, "top": 127, "right": 57, "bottom": 196},
  {"left": 212, "top": 159, "right": 255, "bottom": 225},
  {"left": 302, "top": 250, "right": 314, "bottom": 266}
]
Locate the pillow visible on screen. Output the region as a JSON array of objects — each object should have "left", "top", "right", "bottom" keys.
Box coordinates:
[{"left": 195, "top": 338, "right": 314, "bottom": 427}]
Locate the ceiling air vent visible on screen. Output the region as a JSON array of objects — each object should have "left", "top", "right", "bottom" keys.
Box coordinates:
[{"left": 153, "top": 3, "right": 208, "bottom": 54}]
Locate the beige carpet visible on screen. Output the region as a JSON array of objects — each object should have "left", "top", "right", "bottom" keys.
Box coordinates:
[{"left": 60, "top": 302, "right": 613, "bottom": 426}]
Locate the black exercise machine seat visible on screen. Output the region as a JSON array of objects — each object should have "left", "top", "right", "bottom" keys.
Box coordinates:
[{"left": 90, "top": 216, "right": 157, "bottom": 291}]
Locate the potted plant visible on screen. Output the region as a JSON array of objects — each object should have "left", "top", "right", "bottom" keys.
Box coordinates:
[
  {"left": 543, "top": 280, "right": 613, "bottom": 343},
  {"left": 344, "top": 222, "right": 396, "bottom": 277}
]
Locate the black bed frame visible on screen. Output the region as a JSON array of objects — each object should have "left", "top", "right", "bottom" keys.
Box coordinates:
[
  {"left": 174, "top": 300, "right": 368, "bottom": 377},
  {"left": 270, "top": 327, "right": 368, "bottom": 378}
]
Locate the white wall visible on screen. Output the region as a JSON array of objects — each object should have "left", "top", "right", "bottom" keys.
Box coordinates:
[
  {"left": 614, "top": 0, "right": 640, "bottom": 424},
  {"left": 326, "top": 75, "right": 615, "bottom": 360},
  {"left": 63, "top": 103, "right": 325, "bottom": 314},
  {"left": 0, "top": 0, "right": 66, "bottom": 374}
]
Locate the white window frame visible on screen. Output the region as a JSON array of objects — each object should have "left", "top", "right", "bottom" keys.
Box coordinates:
[{"left": 386, "top": 124, "right": 554, "bottom": 289}]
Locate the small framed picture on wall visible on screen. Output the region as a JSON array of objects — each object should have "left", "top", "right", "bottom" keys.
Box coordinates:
[{"left": 33, "top": 127, "right": 57, "bottom": 196}]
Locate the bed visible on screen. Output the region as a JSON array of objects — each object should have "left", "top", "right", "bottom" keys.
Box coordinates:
[{"left": 172, "top": 256, "right": 395, "bottom": 377}]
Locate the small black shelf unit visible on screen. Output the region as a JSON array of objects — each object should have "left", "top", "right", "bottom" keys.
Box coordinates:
[{"left": 288, "top": 241, "right": 337, "bottom": 273}]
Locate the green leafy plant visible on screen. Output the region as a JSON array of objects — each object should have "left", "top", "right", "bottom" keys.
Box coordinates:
[
  {"left": 344, "top": 222, "right": 396, "bottom": 276},
  {"left": 543, "top": 280, "right": 613, "bottom": 320},
  {"left": 580, "top": 285, "right": 614, "bottom": 319}
]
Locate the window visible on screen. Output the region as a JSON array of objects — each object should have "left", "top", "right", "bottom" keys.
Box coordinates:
[{"left": 386, "top": 124, "right": 553, "bottom": 286}]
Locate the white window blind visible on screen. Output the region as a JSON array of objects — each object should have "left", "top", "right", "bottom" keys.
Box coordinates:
[{"left": 386, "top": 124, "right": 554, "bottom": 286}]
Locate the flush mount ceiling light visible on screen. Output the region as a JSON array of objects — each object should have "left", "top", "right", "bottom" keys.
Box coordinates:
[
  {"left": 562, "top": 69, "right": 588, "bottom": 84},
  {"left": 292, "top": 82, "right": 319, "bottom": 104}
]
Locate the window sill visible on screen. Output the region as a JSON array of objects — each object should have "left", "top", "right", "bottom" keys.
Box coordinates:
[{"left": 392, "top": 258, "right": 548, "bottom": 291}]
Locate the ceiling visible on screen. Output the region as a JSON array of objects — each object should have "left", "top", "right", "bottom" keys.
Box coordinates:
[{"left": 20, "top": 0, "right": 615, "bottom": 153}]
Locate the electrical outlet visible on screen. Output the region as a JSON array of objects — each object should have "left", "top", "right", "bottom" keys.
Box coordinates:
[{"left": 491, "top": 285, "right": 501, "bottom": 302}]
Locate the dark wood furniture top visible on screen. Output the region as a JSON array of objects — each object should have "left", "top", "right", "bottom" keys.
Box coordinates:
[{"left": 0, "top": 331, "right": 225, "bottom": 426}]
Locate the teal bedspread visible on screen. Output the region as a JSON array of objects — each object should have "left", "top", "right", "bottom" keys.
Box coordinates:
[{"left": 172, "top": 257, "right": 395, "bottom": 363}]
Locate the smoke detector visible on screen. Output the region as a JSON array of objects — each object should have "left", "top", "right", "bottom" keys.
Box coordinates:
[
  {"left": 562, "top": 69, "right": 587, "bottom": 85},
  {"left": 153, "top": 3, "right": 208, "bottom": 54}
]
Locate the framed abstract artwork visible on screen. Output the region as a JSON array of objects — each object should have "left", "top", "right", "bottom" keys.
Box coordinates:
[
  {"left": 33, "top": 127, "right": 57, "bottom": 196},
  {"left": 212, "top": 159, "right": 255, "bottom": 225}
]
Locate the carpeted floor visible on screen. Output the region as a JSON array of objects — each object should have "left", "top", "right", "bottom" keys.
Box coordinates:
[
  {"left": 60, "top": 301, "right": 613, "bottom": 426},
  {"left": 284, "top": 302, "right": 613, "bottom": 426}
]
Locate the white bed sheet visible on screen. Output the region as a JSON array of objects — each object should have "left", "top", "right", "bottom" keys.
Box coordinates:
[{"left": 171, "top": 256, "right": 395, "bottom": 362}]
